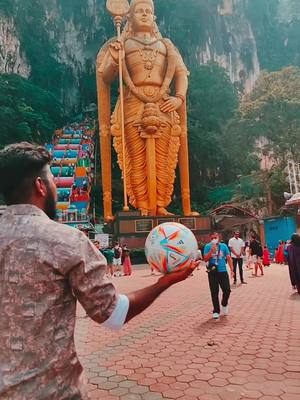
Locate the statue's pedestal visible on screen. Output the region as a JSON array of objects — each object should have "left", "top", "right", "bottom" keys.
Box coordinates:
[{"left": 113, "top": 211, "right": 212, "bottom": 249}]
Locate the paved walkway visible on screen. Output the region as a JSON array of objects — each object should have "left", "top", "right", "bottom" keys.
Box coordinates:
[{"left": 75, "top": 264, "right": 300, "bottom": 400}]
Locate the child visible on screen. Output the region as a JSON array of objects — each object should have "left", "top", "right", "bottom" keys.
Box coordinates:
[
  {"left": 277, "top": 241, "right": 285, "bottom": 264},
  {"left": 122, "top": 245, "right": 132, "bottom": 276},
  {"left": 245, "top": 242, "right": 253, "bottom": 269},
  {"left": 196, "top": 247, "right": 203, "bottom": 269},
  {"left": 262, "top": 245, "right": 271, "bottom": 267}
]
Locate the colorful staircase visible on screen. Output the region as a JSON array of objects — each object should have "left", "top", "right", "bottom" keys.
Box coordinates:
[{"left": 46, "top": 121, "right": 95, "bottom": 233}]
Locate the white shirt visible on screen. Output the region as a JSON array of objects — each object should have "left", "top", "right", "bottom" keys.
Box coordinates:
[{"left": 228, "top": 237, "right": 245, "bottom": 258}]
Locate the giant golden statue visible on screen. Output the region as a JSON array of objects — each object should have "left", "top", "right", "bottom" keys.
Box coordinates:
[{"left": 97, "top": 0, "right": 197, "bottom": 220}]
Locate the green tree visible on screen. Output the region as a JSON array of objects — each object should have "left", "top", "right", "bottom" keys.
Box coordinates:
[
  {"left": 168, "top": 64, "right": 239, "bottom": 213},
  {"left": 225, "top": 67, "right": 300, "bottom": 164},
  {"left": 187, "top": 63, "right": 239, "bottom": 187},
  {"left": 223, "top": 67, "right": 300, "bottom": 215},
  {"left": 0, "top": 74, "right": 63, "bottom": 147}
]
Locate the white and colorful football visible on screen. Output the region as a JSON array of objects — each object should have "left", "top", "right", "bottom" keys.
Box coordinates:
[{"left": 145, "top": 222, "right": 198, "bottom": 274}]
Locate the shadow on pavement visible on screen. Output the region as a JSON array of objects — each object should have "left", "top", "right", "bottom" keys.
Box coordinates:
[
  {"left": 194, "top": 315, "right": 230, "bottom": 333},
  {"left": 289, "top": 292, "right": 300, "bottom": 301}
]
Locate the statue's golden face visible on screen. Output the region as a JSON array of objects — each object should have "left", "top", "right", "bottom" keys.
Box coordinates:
[{"left": 131, "top": 3, "right": 154, "bottom": 32}]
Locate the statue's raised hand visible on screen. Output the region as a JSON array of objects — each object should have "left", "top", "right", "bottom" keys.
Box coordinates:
[
  {"left": 109, "top": 40, "right": 125, "bottom": 64},
  {"left": 160, "top": 96, "right": 183, "bottom": 113}
]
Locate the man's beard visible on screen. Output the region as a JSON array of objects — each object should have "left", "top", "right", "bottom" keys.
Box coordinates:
[{"left": 44, "top": 183, "right": 57, "bottom": 220}]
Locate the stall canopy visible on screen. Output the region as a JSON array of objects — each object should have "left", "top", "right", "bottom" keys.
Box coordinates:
[{"left": 210, "top": 204, "right": 260, "bottom": 241}]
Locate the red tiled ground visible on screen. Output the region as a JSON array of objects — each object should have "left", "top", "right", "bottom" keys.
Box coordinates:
[{"left": 75, "top": 264, "right": 300, "bottom": 400}]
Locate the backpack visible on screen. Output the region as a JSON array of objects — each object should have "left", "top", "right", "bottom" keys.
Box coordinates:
[{"left": 114, "top": 247, "right": 121, "bottom": 259}]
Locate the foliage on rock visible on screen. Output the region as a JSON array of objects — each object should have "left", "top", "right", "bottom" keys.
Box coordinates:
[{"left": 0, "top": 74, "right": 63, "bottom": 147}]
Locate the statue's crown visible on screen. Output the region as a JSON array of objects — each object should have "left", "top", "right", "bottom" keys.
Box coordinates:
[{"left": 130, "top": 0, "right": 154, "bottom": 12}]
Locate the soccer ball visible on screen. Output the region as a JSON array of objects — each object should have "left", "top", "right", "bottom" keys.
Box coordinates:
[{"left": 145, "top": 222, "right": 198, "bottom": 274}]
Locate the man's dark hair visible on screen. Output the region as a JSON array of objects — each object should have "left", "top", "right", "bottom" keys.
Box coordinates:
[
  {"left": 210, "top": 232, "right": 218, "bottom": 237},
  {"left": 0, "top": 142, "right": 51, "bottom": 204}
]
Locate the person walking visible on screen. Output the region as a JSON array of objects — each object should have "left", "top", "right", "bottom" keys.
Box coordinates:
[
  {"left": 0, "top": 142, "right": 197, "bottom": 400},
  {"left": 275, "top": 247, "right": 279, "bottom": 263},
  {"left": 122, "top": 244, "right": 132, "bottom": 276},
  {"left": 244, "top": 241, "right": 253, "bottom": 269},
  {"left": 228, "top": 231, "right": 246, "bottom": 284},
  {"left": 287, "top": 234, "right": 300, "bottom": 294},
  {"left": 103, "top": 246, "right": 115, "bottom": 277},
  {"left": 196, "top": 245, "right": 203, "bottom": 263},
  {"left": 284, "top": 241, "right": 290, "bottom": 263},
  {"left": 113, "top": 241, "right": 123, "bottom": 277},
  {"left": 249, "top": 234, "right": 264, "bottom": 276},
  {"left": 262, "top": 245, "right": 271, "bottom": 267},
  {"left": 277, "top": 240, "right": 285, "bottom": 264},
  {"left": 204, "top": 232, "right": 234, "bottom": 320}
]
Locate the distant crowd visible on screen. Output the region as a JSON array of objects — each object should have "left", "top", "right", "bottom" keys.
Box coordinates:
[{"left": 94, "top": 241, "right": 133, "bottom": 278}]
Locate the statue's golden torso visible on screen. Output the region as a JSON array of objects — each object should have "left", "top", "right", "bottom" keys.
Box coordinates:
[
  {"left": 97, "top": 11, "right": 195, "bottom": 218},
  {"left": 125, "top": 38, "right": 167, "bottom": 87}
]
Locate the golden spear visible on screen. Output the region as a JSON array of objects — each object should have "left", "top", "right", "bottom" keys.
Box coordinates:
[{"left": 106, "top": 0, "right": 130, "bottom": 212}]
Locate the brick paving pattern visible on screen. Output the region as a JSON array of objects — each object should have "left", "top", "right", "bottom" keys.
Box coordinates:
[{"left": 75, "top": 264, "right": 300, "bottom": 400}]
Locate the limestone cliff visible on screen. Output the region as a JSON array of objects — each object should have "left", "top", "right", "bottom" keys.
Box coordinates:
[
  {"left": 0, "top": 0, "right": 299, "bottom": 111},
  {"left": 0, "top": 16, "right": 30, "bottom": 77},
  {"left": 185, "top": 0, "right": 260, "bottom": 93}
]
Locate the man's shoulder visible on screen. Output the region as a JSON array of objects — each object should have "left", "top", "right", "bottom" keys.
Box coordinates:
[
  {"left": 40, "top": 219, "right": 87, "bottom": 246},
  {"left": 220, "top": 242, "right": 228, "bottom": 247},
  {"left": 204, "top": 243, "right": 211, "bottom": 252},
  {"left": 45, "top": 219, "right": 83, "bottom": 235}
]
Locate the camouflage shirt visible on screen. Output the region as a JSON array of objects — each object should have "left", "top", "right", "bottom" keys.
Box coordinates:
[{"left": 0, "top": 204, "right": 118, "bottom": 400}]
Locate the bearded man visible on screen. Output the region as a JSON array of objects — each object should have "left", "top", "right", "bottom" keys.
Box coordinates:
[{"left": 0, "top": 142, "right": 196, "bottom": 399}]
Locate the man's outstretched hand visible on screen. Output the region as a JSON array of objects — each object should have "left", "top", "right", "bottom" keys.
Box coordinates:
[
  {"left": 125, "top": 260, "right": 200, "bottom": 323},
  {"left": 158, "top": 260, "right": 199, "bottom": 288}
]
